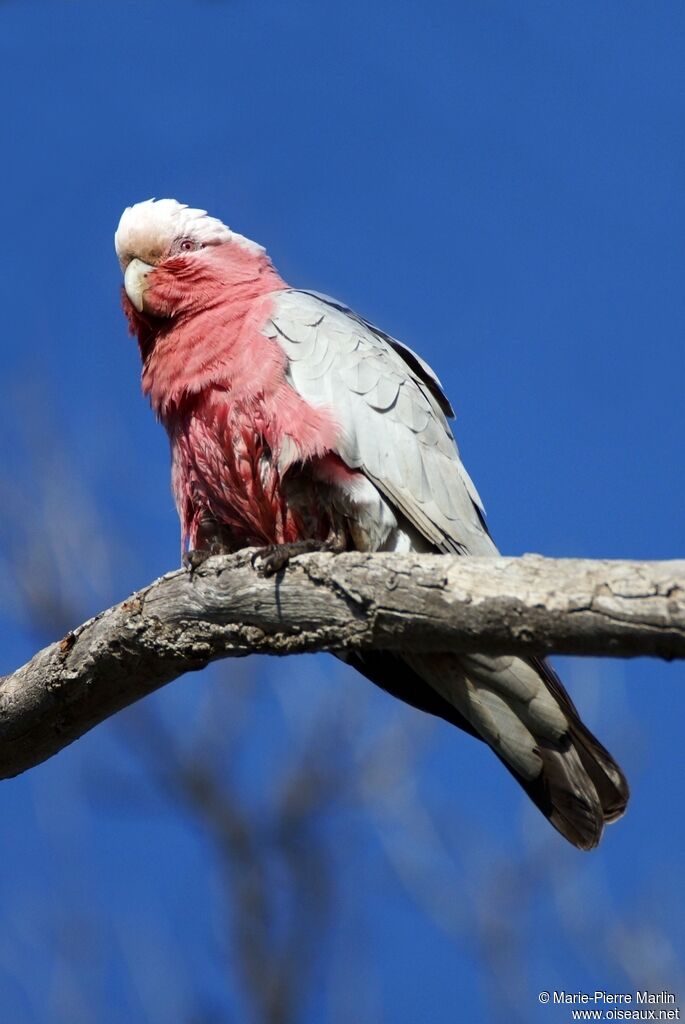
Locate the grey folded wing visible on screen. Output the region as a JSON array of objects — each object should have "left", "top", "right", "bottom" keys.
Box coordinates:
[{"left": 264, "top": 289, "right": 496, "bottom": 556}]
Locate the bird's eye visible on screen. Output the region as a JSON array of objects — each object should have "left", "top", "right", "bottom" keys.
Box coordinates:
[{"left": 179, "top": 238, "right": 197, "bottom": 252}]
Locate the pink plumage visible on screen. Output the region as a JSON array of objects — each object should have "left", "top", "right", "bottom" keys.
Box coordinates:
[
  {"left": 120, "top": 228, "right": 341, "bottom": 552},
  {"left": 115, "top": 198, "right": 629, "bottom": 850}
]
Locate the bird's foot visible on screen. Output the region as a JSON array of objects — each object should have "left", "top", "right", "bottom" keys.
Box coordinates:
[
  {"left": 253, "top": 536, "right": 345, "bottom": 577},
  {"left": 252, "top": 540, "right": 322, "bottom": 576},
  {"left": 183, "top": 543, "right": 231, "bottom": 573}
]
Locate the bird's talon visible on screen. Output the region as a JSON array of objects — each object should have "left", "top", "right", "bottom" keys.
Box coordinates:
[
  {"left": 184, "top": 544, "right": 230, "bottom": 572},
  {"left": 252, "top": 540, "right": 323, "bottom": 577},
  {"left": 184, "top": 549, "right": 212, "bottom": 572}
]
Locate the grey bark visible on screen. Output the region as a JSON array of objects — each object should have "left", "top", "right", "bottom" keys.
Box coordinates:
[{"left": 1, "top": 550, "right": 683, "bottom": 780}]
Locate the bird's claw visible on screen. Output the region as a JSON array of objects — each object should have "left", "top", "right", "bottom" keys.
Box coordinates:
[
  {"left": 184, "top": 548, "right": 213, "bottom": 572},
  {"left": 252, "top": 540, "right": 326, "bottom": 577},
  {"left": 183, "top": 543, "right": 231, "bottom": 573}
]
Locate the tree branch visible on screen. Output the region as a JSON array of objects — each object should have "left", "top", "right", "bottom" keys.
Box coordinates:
[{"left": 1, "top": 550, "right": 683, "bottom": 780}]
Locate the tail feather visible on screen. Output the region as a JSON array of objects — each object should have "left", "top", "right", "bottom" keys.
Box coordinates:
[
  {"left": 529, "top": 656, "right": 629, "bottom": 827},
  {"left": 517, "top": 740, "right": 605, "bottom": 849},
  {"left": 346, "top": 650, "right": 628, "bottom": 850}
]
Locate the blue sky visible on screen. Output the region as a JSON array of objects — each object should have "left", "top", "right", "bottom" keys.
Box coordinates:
[{"left": 0, "top": 1, "right": 683, "bottom": 1021}]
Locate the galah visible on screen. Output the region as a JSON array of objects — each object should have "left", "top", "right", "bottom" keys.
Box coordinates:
[{"left": 115, "top": 198, "right": 628, "bottom": 849}]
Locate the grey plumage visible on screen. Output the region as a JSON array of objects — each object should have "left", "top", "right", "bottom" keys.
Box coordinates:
[
  {"left": 264, "top": 289, "right": 628, "bottom": 849},
  {"left": 269, "top": 290, "right": 493, "bottom": 554}
]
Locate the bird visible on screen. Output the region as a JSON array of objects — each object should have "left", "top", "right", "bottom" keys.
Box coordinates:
[{"left": 115, "top": 197, "right": 629, "bottom": 849}]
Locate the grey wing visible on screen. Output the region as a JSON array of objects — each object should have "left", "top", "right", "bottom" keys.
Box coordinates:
[
  {"left": 264, "top": 289, "right": 497, "bottom": 556},
  {"left": 297, "top": 290, "right": 455, "bottom": 417},
  {"left": 265, "top": 291, "right": 629, "bottom": 850}
]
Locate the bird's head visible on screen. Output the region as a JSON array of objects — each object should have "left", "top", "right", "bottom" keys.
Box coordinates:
[{"left": 115, "top": 198, "right": 268, "bottom": 321}]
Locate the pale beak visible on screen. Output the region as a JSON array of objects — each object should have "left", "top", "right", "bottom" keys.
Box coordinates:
[{"left": 124, "top": 258, "right": 155, "bottom": 312}]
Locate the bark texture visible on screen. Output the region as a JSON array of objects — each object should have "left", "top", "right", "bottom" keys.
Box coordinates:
[{"left": 1, "top": 551, "right": 683, "bottom": 780}]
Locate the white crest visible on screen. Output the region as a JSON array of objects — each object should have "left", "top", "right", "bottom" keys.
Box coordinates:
[{"left": 114, "top": 198, "right": 264, "bottom": 268}]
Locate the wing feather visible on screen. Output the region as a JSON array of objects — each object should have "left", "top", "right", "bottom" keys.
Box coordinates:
[
  {"left": 266, "top": 289, "right": 495, "bottom": 555},
  {"left": 264, "top": 288, "right": 628, "bottom": 850}
]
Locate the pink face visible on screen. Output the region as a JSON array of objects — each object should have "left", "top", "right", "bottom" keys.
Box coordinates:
[
  {"left": 115, "top": 200, "right": 283, "bottom": 350},
  {"left": 127, "top": 246, "right": 226, "bottom": 320},
  {"left": 115, "top": 199, "right": 238, "bottom": 319}
]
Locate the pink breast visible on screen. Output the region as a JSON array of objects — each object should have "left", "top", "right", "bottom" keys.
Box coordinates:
[
  {"left": 166, "top": 353, "right": 341, "bottom": 552},
  {"left": 133, "top": 246, "right": 343, "bottom": 552}
]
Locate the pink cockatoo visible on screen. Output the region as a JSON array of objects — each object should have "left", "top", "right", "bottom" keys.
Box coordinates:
[{"left": 115, "top": 198, "right": 628, "bottom": 849}]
